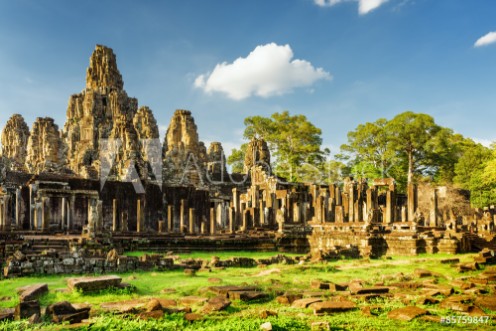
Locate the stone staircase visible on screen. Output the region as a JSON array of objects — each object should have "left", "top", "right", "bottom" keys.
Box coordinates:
[{"left": 21, "top": 236, "right": 74, "bottom": 255}]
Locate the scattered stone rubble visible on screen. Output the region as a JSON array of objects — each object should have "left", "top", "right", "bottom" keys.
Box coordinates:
[{"left": 2, "top": 252, "right": 494, "bottom": 328}]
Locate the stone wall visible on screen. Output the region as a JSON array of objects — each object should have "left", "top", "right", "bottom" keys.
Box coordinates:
[{"left": 3, "top": 251, "right": 173, "bottom": 278}]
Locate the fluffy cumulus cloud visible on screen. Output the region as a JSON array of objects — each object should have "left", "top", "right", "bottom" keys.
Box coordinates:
[
  {"left": 314, "top": 0, "right": 389, "bottom": 15},
  {"left": 474, "top": 31, "right": 496, "bottom": 47},
  {"left": 194, "top": 43, "right": 330, "bottom": 100}
]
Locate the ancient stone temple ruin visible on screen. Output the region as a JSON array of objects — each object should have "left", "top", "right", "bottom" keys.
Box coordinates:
[{"left": 0, "top": 45, "right": 495, "bottom": 277}]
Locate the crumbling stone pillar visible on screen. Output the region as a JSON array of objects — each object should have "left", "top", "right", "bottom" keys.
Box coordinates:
[
  {"left": 335, "top": 186, "right": 342, "bottom": 206},
  {"left": 158, "top": 220, "right": 165, "bottom": 233},
  {"left": 253, "top": 207, "right": 260, "bottom": 228},
  {"left": 69, "top": 195, "right": 75, "bottom": 231},
  {"left": 15, "top": 189, "right": 21, "bottom": 228},
  {"left": 29, "top": 184, "right": 36, "bottom": 230},
  {"left": 112, "top": 199, "right": 118, "bottom": 232},
  {"left": 232, "top": 188, "right": 240, "bottom": 230},
  {"left": 137, "top": 199, "right": 144, "bottom": 233},
  {"left": 264, "top": 207, "right": 270, "bottom": 227},
  {"left": 210, "top": 207, "right": 215, "bottom": 234},
  {"left": 407, "top": 183, "right": 417, "bottom": 222},
  {"left": 259, "top": 201, "right": 265, "bottom": 225},
  {"left": 348, "top": 183, "right": 355, "bottom": 222},
  {"left": 335, "top": 205, "right": 344, "bottom": 223},
  {"left": 61, "top": 197, "right": 67, "bottom": 231},
  {"left": 201, "top": 221, "right": 206, "bottom": 234},
  {"left": 189, "top": 208, "right": 195, "bottom": 234},
  {"left": 342, "top": 194, "right": 349, "bottom": 221},
  {"left": 430, "top": 188, "right": 438, "bottom": 227},
  {"left": 42, "top": 197, "right": 49, "bottom": 231},
  {"left": 35, "top": 201, "right": 42, "bottom": 230},
  {"left": 314, "top": 196, "right": 322, "bottom": 223},
  {"left": 87, "top": 198, "right": 100, "bottom": 238},
  {"left": 121, "top": 211, "right": 128, "bottom": 232},
  {"left": 167, "top": 205, "right": 173, "bottom": 232},
  {"left": 96, "top": 200, "right": 103, "bottom": 232},
  {"left": 385, "top": 191, "right": 394, "bottom": 223},
  {"left": 401, "top": 206, "right": 407, "bottom": 222},
  {"left": 293, "top": 202, "right": 300, "bottom": 223},
  {"left": 179, "top": 199, "right": 186, "bottom": 234},
  {"left": 366, "top": 188, "right": 376, "bottom": 221},
  {"left": 229, "top": 207, "right": 235, "bottom": 233},
  {"left": 0, "top": 198, "right": 4, "bottom": 231},
  {"left": 242, "top": 209, "right": 250, "bottom": 232},
  {"left": 276, "top": 209, "right": 284, "bottom": 233}
]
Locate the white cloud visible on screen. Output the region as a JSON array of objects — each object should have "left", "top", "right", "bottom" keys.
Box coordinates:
[
  {"left": 474, "top": 31, "right": 496, "bottom": 48},
  {"left": 358, "top": 0, "right": 389, "bottom": 15},
  {"left": 194, "top": 43, "right": 330, "bottom": 100},
  {"left": 314, "top": 0, "right": 389, "bottom": 15}
]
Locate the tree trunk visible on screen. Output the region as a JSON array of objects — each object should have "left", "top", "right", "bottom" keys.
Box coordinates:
[{"left": 407, "top": 150, "right": 413, "bottom": 184}]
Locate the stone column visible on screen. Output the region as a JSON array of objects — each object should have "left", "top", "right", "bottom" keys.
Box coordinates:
[
  {"left": 401, "top": 206, "right": 407, "bottom": 222},
  {"left": 121, "top": 211, "right": 128, "bottom": 232},
  {"left": 158, "top": 220, "right": 165, "bottom": 233},
  {"left": 242, "top": 209, "right": 250, "bottom": 231},
  {"left": 29, "top": 184, "right": 36, "bottom": 230},
  {"left": 96, "top": 200, "right": 103, "bottom": 232},
  {"left": 167, "top": 205, "right": 173, "bottom": 232},
  {"left": 137, "top": 199, "right": 143, "bottom": 233},
  {"left": 42, "top": 197, "right": 49, "bottom": 231},
  {"left": 189, "top": 208, "right": 195, "bottom": 234},
  {"left": 276, "top": 209, "right": 284, "bottom": 233},
  {"left": 251, "top": 207, "right": 258, "bottom": 228},
  {"left": 61, "top": 197, "right": 67, "bottom": 231},
  {"left": 407, "top": 183, "right": 417, "bottom": 222},
  {"left": 180, "top": 199, "right": 186, "bottom": 234},
  {"left": 430, "top": 188, "right": 438, "bottom": 227},
  {"left": 210, "top": 207, "right": 215, "bottom": 234},
  {"left": 201, "top": 221, "right": 206, "bottom": 234},
  {"left": 0, "top": 198, "right": 4, "bottom": 231},
  {"left": 335, "top": 187, "right": 342, "bottom": 206},
  {"left": 385, "top": 191, "right": 394, "bottom": 223},
  {"left": 259, "top": 201, "right": 265, "bottom": 226},
  {"left": 293, "top": 202, "right": 300, "bottom": 223},
  {"left": 15, "top": 188, "right": 21, "bottom": 228},
  {"left": 229, "top": 207, "right": 235, "bottom": 233},
  {"left": 112, "top": 199, "right": 118, "bottom": 232},
  {"left": 349, "top": 184, "right": 355, "bottom": 222},
  {"left": 232, "top": 188, "right": 240, "bottom": 229},
  {"left": 315, "top": 196, "right": 323, "bottom": 223},
  {"left": 35, "top": 201, "right": 42, "bottom": 230},
  {"left": 69, "top": 195, "right": 75, "bottom": 232},
  {"left": 252, "top": 185, "right": 259, "bottom": 206}
]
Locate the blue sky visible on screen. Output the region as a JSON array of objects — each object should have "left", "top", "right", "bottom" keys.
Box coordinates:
[{"left": 0, "top": 0, "right": 495, "bottom": 156}]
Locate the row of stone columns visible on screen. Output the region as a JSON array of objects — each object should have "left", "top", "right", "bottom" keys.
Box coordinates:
[{"left": 310, "top": 181, "right": 415, "bottom": 224}]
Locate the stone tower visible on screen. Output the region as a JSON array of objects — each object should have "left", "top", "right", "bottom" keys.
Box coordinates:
[
  {"left": 244, "top": 137, "right": 270, "bottom": 173},
  {"left": 26, "top": 117, "right": 66, "bottom": 174},
  {"left": 62, "top": 45, "right": 157, "bottom": 181},
  {"left": 207, "top": 142, "right": 228, "bottom": 181},
  {"left": 0, "top": 114, "right": 30, "bottom": 171},
  {"left": 163, "top": 110, "right": 207, "bottom": 186}
]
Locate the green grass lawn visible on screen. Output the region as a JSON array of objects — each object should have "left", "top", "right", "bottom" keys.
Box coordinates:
[
  {"left": 124, "top": 250, "right": 302, "bottom": 259},
  {"left": 0, "top": 252, "right": 494, "bottom": 331}
]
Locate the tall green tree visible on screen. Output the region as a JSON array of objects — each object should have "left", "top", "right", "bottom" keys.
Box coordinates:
[
  {"left": 340, "top": 111, "right": 465, "bottom": 191},
  {"left": 227, "top": 143, "right": 248, "bottom": 173},
  {"left": 386, "top": 111, "right": 442, "bottom": 184},
  {"left": 340, "top": 118, "right": 399, "bottom": 180},
  {"left": 453, "top": 141, "right": 494, "bottom": 206}
]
